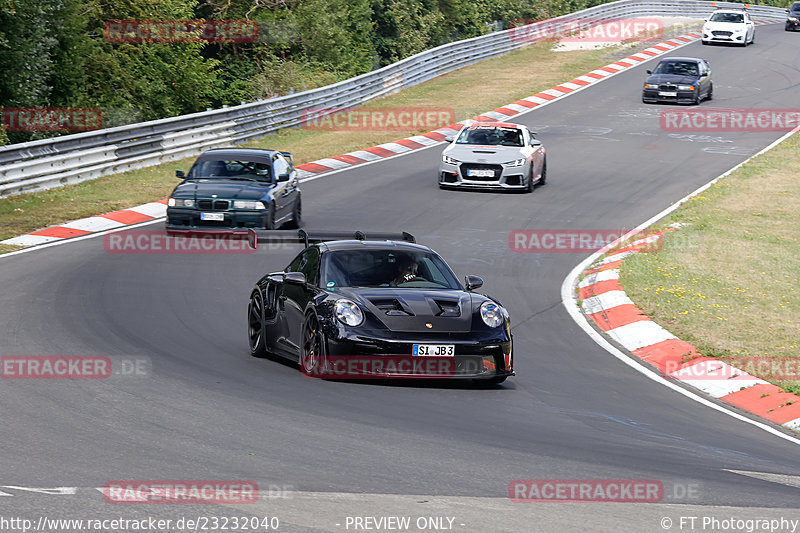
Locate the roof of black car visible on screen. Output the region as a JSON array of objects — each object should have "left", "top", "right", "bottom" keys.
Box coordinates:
[
  {"left": 317, "top": 240, "right": 432, "bottom": 253},
  {"left": 659, "top": 57, "right": 702, "bottom": 63}
]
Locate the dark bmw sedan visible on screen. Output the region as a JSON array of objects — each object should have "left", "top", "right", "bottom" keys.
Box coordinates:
[
  {"left": 642, "top": 57, "right": 713, "bottom": 105},
  {"left": 167, "top": 148, "right": 301, "bottom": 230},
  {"left": 787, "top": 2, "right": 800, "bottom": 31}
]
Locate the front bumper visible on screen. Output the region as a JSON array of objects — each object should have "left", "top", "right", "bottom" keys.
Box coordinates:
[
  {"left": 321, "top": 324, "right": 514, "bottom": 379},
  {"left": 702, "top": 31, "right": 747, "bottom": 43},
  {"left": 642, "top": 88, "right": 697, "bottom": 104},
  {"left": 786, "top": 20, "right": 800, "bottom": 30},
  {"left": 166, "top": 207, "right": 269, "bottom": 229},
  {"left": 438, "top": 161, "right": 530, "bottom": 189}
]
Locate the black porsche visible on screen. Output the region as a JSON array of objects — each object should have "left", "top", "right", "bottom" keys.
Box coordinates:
[
  {"left": 167, "top": 148, "right": 301, "bottom": 230},
  {"left": 247, "top": 231, "right": 514, "bottom": 383}
]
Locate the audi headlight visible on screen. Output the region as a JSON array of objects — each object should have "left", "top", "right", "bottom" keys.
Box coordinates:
[
  {"left": 442, "top": 155, "right": 460, "bottom": 165},
  {"left": 167, "top": 198, "right": 194, "bottom": 207},
  {"left": 677, "top": 85, "right": 695, "bottom": 91},
  {"left": 233, "top": 200, "right": 266, "bottom": 210},
  {"left": 335, "top": 299, "right": 364, "bottom": 327},
  {"left": 644, "top": 83, "right": 659, "bottom": 89},
  {"left": 504, "top": 158, "right": 526, "bottom": 167},
  {"left": 480, "top": 301, "right": 504, "bottom": 328}
]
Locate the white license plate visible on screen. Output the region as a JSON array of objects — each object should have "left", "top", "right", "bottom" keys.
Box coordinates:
[
  {"left": 200, "top": 212, "right": 225, "bottom": 221},
  {"left": 467, "top": 169, "right": 495, "bottom": 178},
  {"left": 658, "top": 91, "right": 677, "bottom": 97},
  {"left": 413, "top": 344, "right": 455, "bottom": 357}
]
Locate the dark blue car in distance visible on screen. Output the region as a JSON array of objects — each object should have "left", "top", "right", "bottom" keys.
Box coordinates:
[
  {"left": 167, "top": 148, "right": 301, "bottom": 230},
  {"left": 642, "top": 57, "right": 713, "bottom": 105}
]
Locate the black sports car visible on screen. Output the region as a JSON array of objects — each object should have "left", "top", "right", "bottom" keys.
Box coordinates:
[
  {"left": 642, "top": 57, "right": 713, "bottom": 105},
  {"left": 787, "top": 2, "right": 800, "bottom": 31},
  {"left": 167, "top": 148, "right": 301, "bottom": 230},
  {"left": 247, "top": 231, "right": 514, "bottom": 383}
]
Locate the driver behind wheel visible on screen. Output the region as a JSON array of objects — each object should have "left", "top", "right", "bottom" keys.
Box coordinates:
[{"left": 394, "top": 255, "right": 419, "bottom": 285}]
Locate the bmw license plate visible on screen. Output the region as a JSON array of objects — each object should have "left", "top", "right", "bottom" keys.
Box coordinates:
[
  {"left": 200, "top": 212, "right": 224, "bottom": 221},
  {"left": 658, "top": 91, "right": 677, "bottom": 97},
  {"left": 413, "top": 344, "right": 455, "bottom": 356},
  {"left": 467, "top": 169, "right": 494, "bottom": 178}
]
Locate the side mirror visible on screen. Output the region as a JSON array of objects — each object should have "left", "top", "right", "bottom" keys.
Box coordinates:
[
  {"left": 646, "top": 69, "right": 652, "bottom": 74},
  {"left": 176, "top": 170, "right": 185, "bottom": 179},
  {"left": 530, "top": 139, "right": 542, "bottom": 146},
  {"left": 277, "top": 173, "right": 291, "bottom": 182},
  {"left": 465, "top": 275, "right": 483, "bottom": 291},
  {"left": 284, "top": 272, "right": 306, "bottom": 285},
  {"left": 445, "top": 135, "right": 454, "bottom": 143}
]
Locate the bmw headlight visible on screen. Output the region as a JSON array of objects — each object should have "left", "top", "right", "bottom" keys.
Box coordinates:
[
  {"left": 167, "top": 198, "right": 194, "bottom": 207},
  {"left": 233, "top": 200, "right": 266, "bottom": 210},
  {"left": 480, "top": 301, "right": 504, "bottom": 328},
  {"left": 442, "top": 155, "right": 460, "bottom": 165},
  {"left": 789, "top": 17, "right": 798, "bottom": 21},
  {"left": 504, "top": 158, "right": 526, "bottom": 167},
  {"left": 335, "top": 299, "right": 364, "bottom": 327},
  {"left": 644, "top": 83, "right": 659, "bottom": 89},
  {"left": 677, "top": 85, "right": 695, "bottom": 91}
]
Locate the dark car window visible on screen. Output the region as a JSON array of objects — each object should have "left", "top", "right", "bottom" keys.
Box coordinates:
[
  {"left": 320, "top": 249, "right": 462, "bottom": 289},
  {"left": 286, "top": 247, "right": 320, "bottom": 285},
  {"left": 709, "top": 12, "right": 744, "bottom": 23},
  {"left": 792, "top": 2, "right": 800, "bottom": 11},
  {"left": 654, "top": 62, "right": 699, "bottom": 77},
  {"left": 456, "top": 127, "right": 524, "bottom": 147},
  {"left": 188, "top": 159, "right": 272, "bottom": 181}
]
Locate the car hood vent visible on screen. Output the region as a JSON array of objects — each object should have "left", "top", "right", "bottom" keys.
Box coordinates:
[
  {"left": 433, "top": 299, "right": 461, "bottom": 317},
  {"left": 471, "top": 150, "right": 496, "bottom": 154},
  {"left": 370, "top": 298, "right": 415, "bottom": 316}
]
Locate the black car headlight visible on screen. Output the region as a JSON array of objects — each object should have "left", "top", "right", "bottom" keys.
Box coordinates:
[
  {"left": 677, "top": 85, "right": 695, "bottom": 91},
  {"left": 442, "top": 155, "right": 460, "bottom": 165},
  {"left": 644, "top": 83, "right": 659, "bottom": 89},
  {"left": 335, "top": 299, "right": 364, "bottom": 327},
  {"left": 167, "top": 198, "right": 194, "bottom": 207},
  {"left": 480, "top": 301, "right": 504, "bottom": 328},
  {"left": 789, "top": 16, "right": 798, "bottom": 21}
]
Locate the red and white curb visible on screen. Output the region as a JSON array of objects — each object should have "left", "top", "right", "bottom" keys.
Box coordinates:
[
  {"left": 2, "top": 29, "right": 709, "bottom": 248},
  {"left": 579, "top": 232, "right": 800, "bottom": 431},
  {"left": 564, "top": 120, "right": 800, "bottom": 440}
]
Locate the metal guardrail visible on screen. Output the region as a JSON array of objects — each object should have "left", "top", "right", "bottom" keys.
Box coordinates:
[{"left": 0, "top": 0, "right": 787, "bottom": 197}]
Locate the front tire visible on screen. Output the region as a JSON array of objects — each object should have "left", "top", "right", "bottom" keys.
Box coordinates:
[
  {"left": 285, "top": 195, "right": 302, "bottom": 229},
  {"left": 248, "top": 291, "right": 268, "bottom": 358},
  {"left": 706, "top": 83, "right": 713, "bottom": 101},
  {"left": 265, "top": 202, "right": 277, "bottom": 230},
  {"left": 300, "top": 313, "right": 326, "bottom": 376},
  {"left": 537, "top": 158, "right": 547, "bottom": 186}
]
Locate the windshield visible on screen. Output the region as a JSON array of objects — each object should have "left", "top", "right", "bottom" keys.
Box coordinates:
[
  {"left": 188, "top": 159, "right": 272, "bottom": 181},
  {"left": 709, "top": 12, "right": 744, "bottom": 23},
  {"left": 320, "top": 249, "right": 462, "bottom": 289},
  {"left": 793, "top": 2, "right": 800, "bottom": 11},
  {"left": 653, "top": 61, "right": 699, "bottom": 77},
  {"left": 456, "top": 126, "right": 524, "bottom": 147}
]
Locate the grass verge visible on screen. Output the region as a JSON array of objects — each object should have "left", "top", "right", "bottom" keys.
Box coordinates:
[
  {"left": 0, "top": 23, "right": 700, "bottom": 248},
  {"left": 619, "top": 132, "right": 800, "bottom": 394}
]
